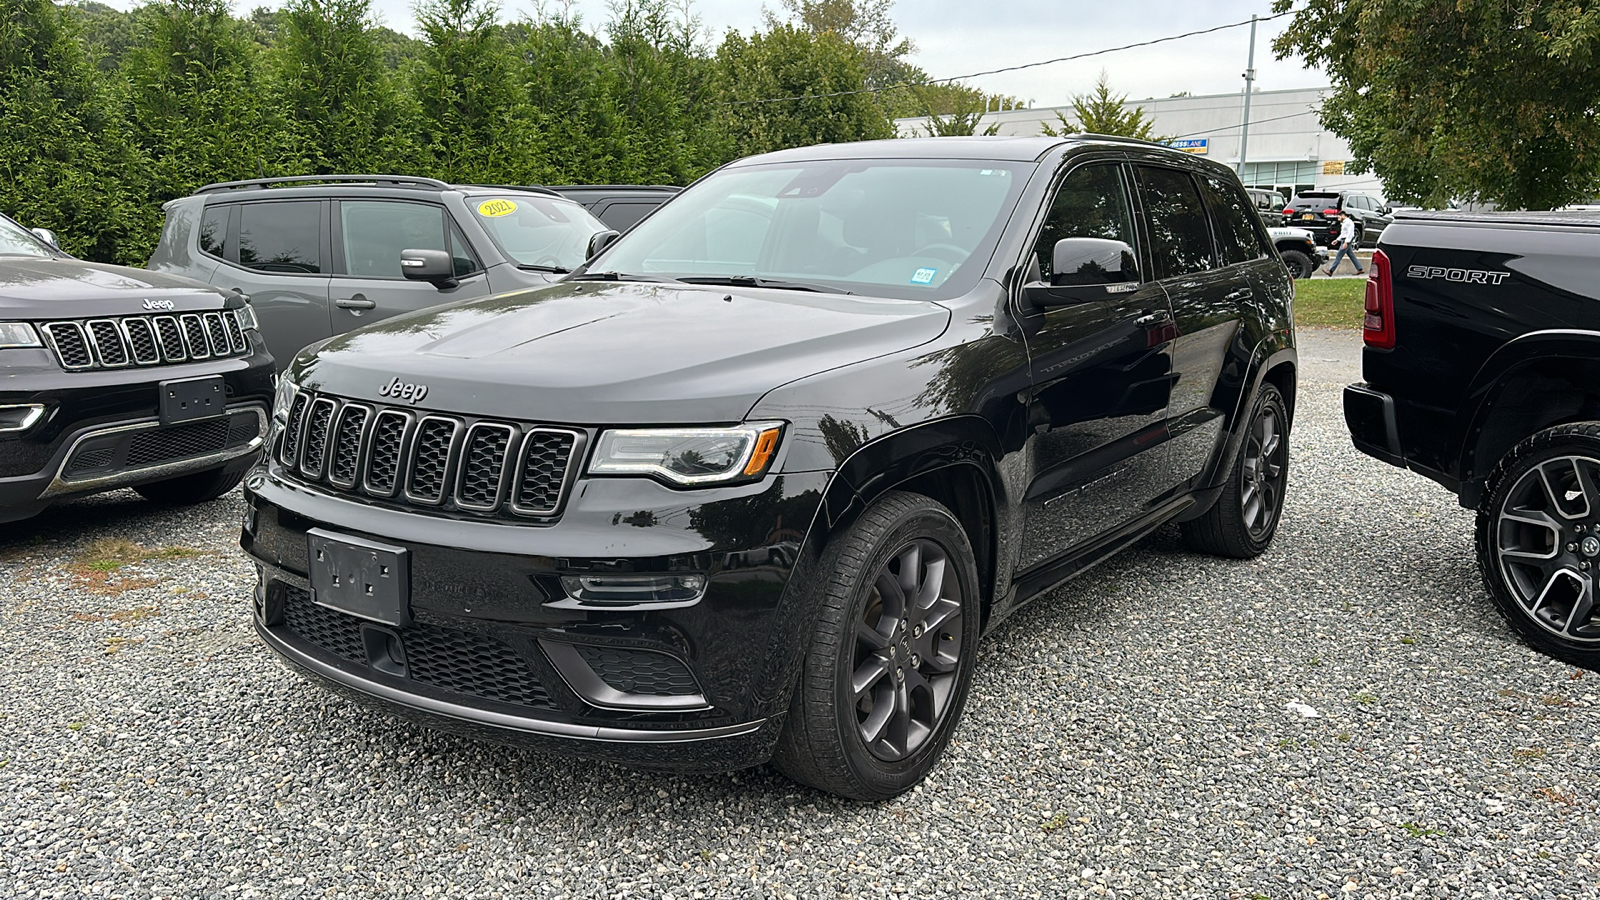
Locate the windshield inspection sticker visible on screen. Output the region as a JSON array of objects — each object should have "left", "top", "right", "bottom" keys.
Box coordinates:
[
  {"left": 910, "top": 267, "right": 938, "bottom": 285},
  {"left": 477, "top": 199, "right": 518, "bottom": 218}
]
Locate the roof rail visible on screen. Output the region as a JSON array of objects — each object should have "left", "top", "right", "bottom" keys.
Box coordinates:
[
  {"left": 1067, "top": 132, "right": 1168, "bottom": 149},
  {"left": 456, "top": 184, "right": 564, "bottom": 198},
  {"left": 193, "top": 174, "right": 453, "bottom": 194},
  {"left": 548, "top": 184, "right": 683, "bottom": 192}
]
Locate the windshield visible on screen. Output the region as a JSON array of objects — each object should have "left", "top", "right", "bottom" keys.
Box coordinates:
[
  {"left": 589, "top": 159, "right": 1030, "bottom": 299},
  {"left": 468, "top": 195, "right": 608, "bottom": 271},
  {"left": 0, "top": 216, "right": 54, "bottom": 258}
]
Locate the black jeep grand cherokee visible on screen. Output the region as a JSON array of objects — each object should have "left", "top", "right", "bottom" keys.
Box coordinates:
[
  {"left": 244, "top": 136, "right": 1296, "bottom": 799},
  {"left": 0, "top": 214, "right": 274, "bottom": 524}
]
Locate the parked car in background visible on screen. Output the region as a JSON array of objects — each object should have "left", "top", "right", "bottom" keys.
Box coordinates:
[
  {"left": 148, "top": 176, "right": 611, "bottom": 367},
  {"left": 550, "top": 185, "right": 682, "bottom": 231},
  {"left": 244, "top": 135, "right": 1296, "bottom": 800},
  {"left": 1267, "top": 225, "right": 1327, "bottom": 279},
  {"left": 1345, "top": 211, "right": 1600, "bottom": 669},
  {"left": 1247, "top": 188, "right": 1287, "bottom": 227},
  {"left": 1285, "top": 190, "right": 1393, "bottom": 247},
  {"left": 0, "top": 212, "right": 274, "bottom": 523}
]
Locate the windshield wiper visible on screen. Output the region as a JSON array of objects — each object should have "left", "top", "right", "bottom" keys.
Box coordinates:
[
  {"left": 675, "top": 275, "right": 850, "bottom": 294},
  {"left": 518, "top": 263, "right": 571, "bottom": 274},
  {"left": 567, "top": 271, "right": 661, "bottom": 282}
]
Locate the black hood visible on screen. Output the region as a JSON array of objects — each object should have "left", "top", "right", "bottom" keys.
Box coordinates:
[
  {"left": 0, "top": 257, "right": 228, "bottom": 316},
  {"left": 291, "top": 281, "right": 951, "bottom": 425}
]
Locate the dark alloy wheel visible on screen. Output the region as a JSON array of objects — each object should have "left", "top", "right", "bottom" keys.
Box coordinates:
[
  {"left": 1180, "top": 381, "right": 1289, "bottom": 558},
  {"left": 773, "top": 491, "right": 979, "bottom": 800},
  {"left": 1280, "top": 249, "right": 1314, "bottom": 280},
  {"left": 1477, "top": 423, "right": 1600, "bottom": 669}
]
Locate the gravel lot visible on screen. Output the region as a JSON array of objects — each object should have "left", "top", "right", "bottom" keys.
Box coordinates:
[{"left": 2, "top": 328, "right": 1596, "bottom": 899}]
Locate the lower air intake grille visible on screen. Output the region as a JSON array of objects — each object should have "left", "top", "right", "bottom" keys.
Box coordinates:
[
  {"left": 125, "top": 419, "right": 230, "bottom": 467},
  {"left": 575, "top": 645, "right": 700, "bottom": 696},
  {"left": 282, "top": 585, "right": 367, "bottom": 664}
]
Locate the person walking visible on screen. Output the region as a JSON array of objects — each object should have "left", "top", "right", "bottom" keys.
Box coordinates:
[{"left": 1324, "top": 211, "right": 1365, "bottom": 276}]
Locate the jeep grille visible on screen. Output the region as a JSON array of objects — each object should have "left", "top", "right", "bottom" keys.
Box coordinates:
[{"left": 42, "top": 311, "right": 252, "bottom": 370}]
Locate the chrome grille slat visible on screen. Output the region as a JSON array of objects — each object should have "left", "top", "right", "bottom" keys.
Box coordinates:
[
  {"left": 121, "top": 318, "right": 161, "bottom": 365},
  {"left": 86, "top": 319, "right": 130, "bottom": 367},
  {"left": 279, "top": 391, "right": 580, "bottom": 520},
  {"left": 202, "top": 312, "right": 230, "bottom": 357},
  {"left": 179, "top": 314, "right": 210, "bottom": 359},
  {"left": 44, "top": 322, "right": 93, "bottom": 370},
  {"left": 152, "top": 316, "right": 187, "bottom": 362},
  {"left": 224, "top": 310, "right": 248, "bottom": 353}
]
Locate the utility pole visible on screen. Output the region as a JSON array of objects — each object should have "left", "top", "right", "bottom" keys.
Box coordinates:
[{"left": 1237, "top": 14, "right": 1257, "bottom": 179}]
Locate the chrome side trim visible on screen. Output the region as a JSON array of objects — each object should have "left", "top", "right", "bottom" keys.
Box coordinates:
[
  {"left": 0, "top": 403, "right": 47, "bottom": 434},
  {"left": 42, "top": 407, "right": 267, "bottom": 498}
]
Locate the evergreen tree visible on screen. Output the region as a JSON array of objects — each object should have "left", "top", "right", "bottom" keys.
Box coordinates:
[
  {"left": 0, "top": 0, "right": 154, "bottom": 262},
  {"left": 603, "top": 0, "right": 718, "bottom": 183},
  {"left": 122, "top": 0, "right": 274, "bottom": 198},
  {"left": 714, "top": 23, "right": 892, "bottom": 158},
  {"left": 1039, "top": 72, "right": 1162, "bottom": 141},
  {"left": 412, "top": 0, "right": 543, "bottom": 183},
  {"left": 271, "top": 0, "right": 414, "bottom": 173}
]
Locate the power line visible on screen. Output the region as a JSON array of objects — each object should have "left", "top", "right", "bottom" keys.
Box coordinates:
[
  {"left": 1167, "top": 110, "right": 1316, "bottom": 140},
  {"left": 723, "top": 9, "right": 1295, "bottom": 107}
]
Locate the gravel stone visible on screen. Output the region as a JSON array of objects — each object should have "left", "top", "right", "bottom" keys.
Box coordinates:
[{"left": 1, "top": 327, "right": 1596, "bottom": 898}]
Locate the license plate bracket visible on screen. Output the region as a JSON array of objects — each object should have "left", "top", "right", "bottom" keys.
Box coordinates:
[
  {"left": 307, "top": 529, "right": 410, "bottom": 626},
  {"left": 158, "top": 375, "right": 226, "bottom": 425}
]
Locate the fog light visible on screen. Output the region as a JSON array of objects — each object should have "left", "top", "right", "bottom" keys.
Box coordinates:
[{"left": 558, "top": 574, "right": 706, "bottom": 606}]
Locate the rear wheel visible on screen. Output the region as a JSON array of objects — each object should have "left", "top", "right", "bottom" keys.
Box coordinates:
[
  {"left": 1477, "top": 423, "right": 1600, "bottom": 670},
  {"left": 1279, "top": 249, "right": 1314, "bottom": 280},
  {"left": 133, "top": 465, "right": 245, "bottom": 506},
  {"left": 772, "top": 491, "right": 980, "bottom": 800},
  {"left": 1181, "top": 382, "right": 1289, "bottom": 558}
]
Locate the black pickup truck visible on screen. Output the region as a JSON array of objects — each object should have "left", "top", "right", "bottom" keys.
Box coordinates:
[{"left": 1344, "top": 211, "right": 1600, "bottom": 669}]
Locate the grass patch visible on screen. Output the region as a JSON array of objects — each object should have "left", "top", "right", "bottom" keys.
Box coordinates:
[
  {"left": 1398, "top": 822, "right": 1444, "bottom": 838},
  {"left": 73, "top": 539, "right": 202, "bottom": 571},
  {"left": 1294, "top": 278, "right": 1365, "bottom": 328}
]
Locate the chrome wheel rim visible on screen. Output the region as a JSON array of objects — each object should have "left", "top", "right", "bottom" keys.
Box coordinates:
[
  {"left": 1495, "top": 455, "right": 1600, "bottom": 643},
  {"left": 1241, "top": 401, "right": 1287, "bottom": 539},
  {"left": 850, "top": 538, "right": 965, "bottom": 763}
]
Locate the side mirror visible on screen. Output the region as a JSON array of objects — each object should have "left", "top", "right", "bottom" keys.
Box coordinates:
[
  {"left": 1379, "top": 205, "right": 1392, "bottom": 215},
  {"left": 1051, "top": 237, "right": 1138, "bottom": 288},
  {"left": 586, "top": 229, "right": 621, "bottom": 259},
  {"left": 30, "top": 227, "right": 58, "bottom": 249},
  {"left": 400, "top": 248, "right": 457, "bottom": 289}
]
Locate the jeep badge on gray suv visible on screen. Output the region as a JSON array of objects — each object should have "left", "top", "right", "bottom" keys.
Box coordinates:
[
  {"left": 147, "top": 175, "right": 611, "bottom": 367},
  {"left": 243, "top": 137, "right": 1297, "bottom": 800}
]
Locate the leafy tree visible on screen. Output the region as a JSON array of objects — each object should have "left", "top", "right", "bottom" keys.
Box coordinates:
[
  {"left": 0, "top": 0, "right": 155, "bottom": 262},
  {"left": 271, "top": 0, "right": 414, "bottom": 173},
  {"left": 412, "top": 0, "right": 543, "bottom": 183},
  {"left": 601, "top": 0, "right": 720, "bottom": 182},
  {"left": 122, "top": 0, "right": 274, "bottom": 198},
  {"left": 1039, "top": 72, "right": 1162, "bottom": 141},
  {"left": 765, "top": 0, "right": 912, "bottom": 89},
  {"left": 714, "top": 23, "right": 893, "bottom": 158},
  {"left": 1273, "top": 0, "right": 1600, "bottom": 209},
  {"left": 68, "top": 1, "right": 145, "bottom": 72}
]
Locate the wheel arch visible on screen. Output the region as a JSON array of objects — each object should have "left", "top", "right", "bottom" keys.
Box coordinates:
[
  {"left": 1458, "top": 330, "right": 1600, "bottom": 507},
  {"left": 813, "top": 415, "right": 1007, "bottom": 629}
]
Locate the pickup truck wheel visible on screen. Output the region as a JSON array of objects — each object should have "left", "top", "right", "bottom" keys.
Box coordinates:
[
  {"left": 1181, "top": 382, "right": 1289, "bottom": 558},
  {"left": 133, "top": 466, "right": 245, "bottom": 506},
  {"left": 1279, "top": 249, "right": 1314, "bottom": 279},
  {"left": 1477, "top": 423, "right": 1600, "bottom": 670},
  {"left": 772, "top": 491, "right": 979, "bottom": 800}
]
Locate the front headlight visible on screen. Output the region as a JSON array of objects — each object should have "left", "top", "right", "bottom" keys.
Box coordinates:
[
  {"left": 588, "top": 422, "right": 784, "bottom": 486},
  {"left": 271, "top": 376, "right": 298, "bottom": 424},
  {"left": 234, "top": 303, "right": 260, "bottom": 333},
  {"left": 0, "top": 322, "right": 42, "bottom": 348}
]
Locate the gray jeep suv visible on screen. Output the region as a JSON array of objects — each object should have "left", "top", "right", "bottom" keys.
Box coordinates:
[{"left": 148, "top": 176, "right": 610, "bottom": 366}]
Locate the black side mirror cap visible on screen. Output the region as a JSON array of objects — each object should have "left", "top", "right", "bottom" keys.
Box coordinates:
[
  {"left": 400, "top": 248, "right": 457, "bottom": 289},
  {"left": 586, "top": 230, "right": 622, "bottom": 259}
]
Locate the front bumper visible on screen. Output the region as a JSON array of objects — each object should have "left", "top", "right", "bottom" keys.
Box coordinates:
[{"left": 242, "top": 466, "right": 830, "bottom": 770}]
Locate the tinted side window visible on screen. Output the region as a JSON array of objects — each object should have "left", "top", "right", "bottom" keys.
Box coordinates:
[
  {"left": 597, "top": 202, "right": 659, "bottom": 231},
  {"left": 448, "top": 220, "right": 481, "bottom": 277},
  {"left": 1200, "top": 175, "right": 1268, "bottom": 266},
  {"left": 1135, "top": 167, "right": 1215, "bottom": 280},
  {"left": 238, "top": 202, "right": 321, "bottom": 274},
  {"left": 1033, "top": 163, "right": 1139, "bottom": 283},
  {"left": 198, "top": 205, "right": 228, "bottom": 260},
  {"left": 339, "top": 201, "right": 446, "bottom": 279}
]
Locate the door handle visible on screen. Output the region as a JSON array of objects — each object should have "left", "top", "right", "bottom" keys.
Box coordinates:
[
  {"left": 1225, "top": 288, "right": 1254, "bottom": 301},
  {"left": 336, "top": 294, "right": 376, "bottom": 310}
]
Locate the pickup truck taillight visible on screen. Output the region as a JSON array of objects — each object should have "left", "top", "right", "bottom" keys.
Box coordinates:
[{"left": 1363, "top": 249, "right": 1395, "bottom": 349}]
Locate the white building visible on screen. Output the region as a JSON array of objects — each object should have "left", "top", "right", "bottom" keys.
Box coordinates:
[{"left": 894, "top": 86, "right": 1386, "bottom": 202}]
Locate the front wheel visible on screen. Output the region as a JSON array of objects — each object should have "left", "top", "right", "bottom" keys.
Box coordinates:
[
  {"left": 133, "top": 465, "right": 245, "bottom": 506},
  {"left": 1279, "top": 249, "right": 1314, "bottom": 280},
  {"left": 1181, "top": 382, "right": 1289, "bottom": 558},
  {"left": 772, "top": 491, "right": 980, "bottom": 800},
  {"left": 1476, "top": 423, "right": 1600, "bottom": 670}
]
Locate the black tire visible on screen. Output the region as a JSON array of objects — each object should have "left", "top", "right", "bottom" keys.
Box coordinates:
[
  {"left": 772, "top": 490, "right": 980, "bottom": 801},
  {"left": 1475, "top": 422, "right": 1600, "bottom": 670},
  {"left": 1181, "top": 382, "right": 1289, "bottom": 558},
  {"left": 133, "top": 466, "right": 246, "bottom": 506},
  {"left": 1279, "top": 249, "right": 1314, "bottom": 280}
]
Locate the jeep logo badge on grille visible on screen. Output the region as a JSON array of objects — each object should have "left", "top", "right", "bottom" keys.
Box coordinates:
[
  {"left": 142, "top": 298, "right": 176, "bottom": 311},
  {"left": 379, "top": 377, "right": 429, "bottom": 404}
]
